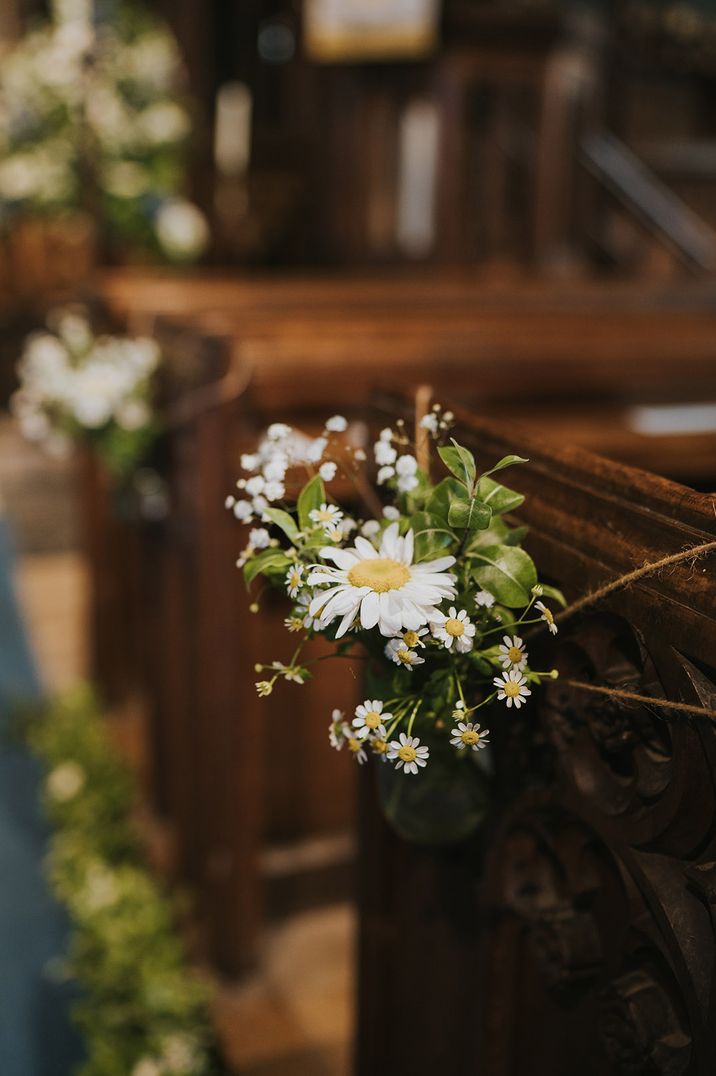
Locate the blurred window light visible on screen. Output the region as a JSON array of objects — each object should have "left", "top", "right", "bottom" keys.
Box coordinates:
[
  {"left": 396, "top": 99, "right": 439, "bottom": 258},
  {"left": 627, "top": 402, "right": 716, "bottom": 436},
  {"left": 304, "top": 0, "right": 440, "bottom": 62},
  {"left": 214, "top": 82, "right": 252, "bottom": 179}
]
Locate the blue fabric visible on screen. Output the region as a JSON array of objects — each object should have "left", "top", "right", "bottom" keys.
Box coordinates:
[{"left": 0, "top": 518, "right": 83, "bottom": 1075}]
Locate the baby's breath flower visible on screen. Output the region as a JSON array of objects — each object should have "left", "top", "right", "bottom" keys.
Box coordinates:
[
  {"left": 319, "top": 461, "right": 337, "bottom": 481},
  {"left": 374, "top": 440, "right": 397, "bottom": 466},
  {"left": 475, "top": 590, "right": 495, "bottom": 609},
  {"left": 245, "top": 475, "right": 265, "bottom": 496},
  {"left": 382, "top": 506, "right": 400, "bottom": 521},
  {"left": 241, "top": 453, "right": 259, "bottom": 471},
  {"left": 377, "top": 465, "right": 395, "bottom": 485},
  {"left": 306, "top": 437, "right": 328, "bottom": 463},
  {"left": 233, "top": 499, "right": 253, "bottom": 521},
  {"left": 249, "top": 527, "right": 270, "bottom": 550},
  {"left": 325, "top": 415, "right": 347, "bottom": 432}
]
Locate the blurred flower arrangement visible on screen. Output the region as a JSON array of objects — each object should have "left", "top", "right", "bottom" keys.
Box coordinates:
[
  {"left": 228, "top": 407, "right": 562, "bottom": 843},
  {"left": 26, "top": 686, "right": 218, "bottom": 1076},
  {"left": 0, "top": 0, "right": 209, "bottom": 263},
  {"left": 11, "top": 307, "right": 160, "bottom": 479}
]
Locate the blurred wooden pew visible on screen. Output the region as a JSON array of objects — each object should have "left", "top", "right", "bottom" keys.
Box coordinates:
[
  {"left": 87, "top": 270, "right": 716, "bottom": 975},
  {"left": 357, "top": 392, "right": 716, "bottom": 1075}
]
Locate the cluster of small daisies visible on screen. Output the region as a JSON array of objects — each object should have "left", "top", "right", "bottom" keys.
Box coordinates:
[
  {"left": 12, "top": 308, "right": 159, "bottom": 475},
  {"left": 234, "top": 410, "right": 562, "bottom": 777}
]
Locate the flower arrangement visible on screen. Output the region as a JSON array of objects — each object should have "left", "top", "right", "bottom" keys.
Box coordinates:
[
  {"left": 229, "top": 407, "right": 562, "bottom": 842},
  {"left": 26, "top": 686, "right": 220, "bottom": 1076},
  {"left": 11, "top": 307, "right": 160, "bottom": 478},
  {"left": 0, "top": 0, "right": 208, "bottom": 262}
]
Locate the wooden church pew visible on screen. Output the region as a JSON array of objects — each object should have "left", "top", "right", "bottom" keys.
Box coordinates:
[
  {"left": 356, "top": 392, "right": 716, "bottom": 1075},
  {"left": 86, "top": 273, "right": 716, "bottom": 975}
]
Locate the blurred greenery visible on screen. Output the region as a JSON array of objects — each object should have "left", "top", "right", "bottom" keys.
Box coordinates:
[{"left": 25, "top": 686, "right": 221, "bottom": 1076}]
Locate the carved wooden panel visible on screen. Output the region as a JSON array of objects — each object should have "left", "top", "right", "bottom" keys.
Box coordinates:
[{"left": 357, "top": 400, "right": 716, "bottom": 1076}]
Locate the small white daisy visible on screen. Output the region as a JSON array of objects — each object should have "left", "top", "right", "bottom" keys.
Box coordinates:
[
  {"left": 285, "top": 564, "right": 305, "bottom": 598},
  {"left": 450, "top": 721, "right": 490, "bottom": 752},
  {"left": 399, "top": 627, "right": 429, "bottom": 649},
  {"left": 319, "top": 461, "right": 337, "bottom": 481},
  {"left": 309, "top": 503, "right": 343, "bottom": 530},
  {"left": 475, "top": 590, "right": 495, "bottom": 609},
  {"left": 385, "top": 639, "right": 425, "bottom": 670},
  {"left": 493, "top": 669, "right": 532, "bottom": 709},
  {"left": 346, "top": 734, "right": 368, "bottom": 765},
  {"left": 270, "top": 661, "right": 305, "bottom": 684},
  {"left": 249, "top": 527, "right": 270, "bottom": 550},
  {"left": 387, "top": 733, "right": 429, "bottom": 775},
  {"left": 370, "top": 724, "right": 390, "bottom": 760},
  {"left": 431, "top": 607, "right": 476, "bottom": 653},
  {"left": 325, "top": 415, "right": 347, "bottom": 432},
  {"left": 499, "top": 635, "right": 528, "bottom": 670},
  {"left": 353, "top": 699, "right": 393, "bottom": 738},
  {"left": 536, "top": 600, "right": 558, "bottom": 635},
  {"left": 329, "top": 711, "right": 347, "bottom": 750}
]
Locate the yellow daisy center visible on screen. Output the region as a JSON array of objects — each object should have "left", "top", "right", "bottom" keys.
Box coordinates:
[
  {"left": 398, "top": 744, "right": 417, "bottom": 763},
  {"left": 348, "top": 557, "right": 410, "bottom": 593},
  {"left": 461, "top": 730, "right": 480, "bottom": 746},
  {"left": 315, "top": 508, "right": 335, "bottom": 522},
  {"left": 445, "top": 617, "right": 465, "bottom": 637},
  {"left": 403, "top": 630, "right": 420, "bottom": 648},
  {"left": 364, "top": 711, "right": 382, "bottom": 729},
  {"left": 372, "top": 739, "right": 388, "bottom": 754},
  {"left": 397, "top": 649, "right": 413, "bottom": 664},
  {"left": 508, "top": 646, "right": 523, "bottom": 664},
  {"left": 504, "top": 681, "right": 522, "bottom": 698},
  {"left": 542, "top": 607, "right": 554, "bottom": 624},
  {"left": 348, "top": 738, "right": 362, "bottom": 753},
  {"left": 289, "top": 571, "right": 301, "bottom": 588}
]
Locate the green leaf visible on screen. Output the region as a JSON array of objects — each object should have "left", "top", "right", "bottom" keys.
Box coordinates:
[
  {"left": 481, "top": 454, "right": 529, "bottom": 480},
  {"left": 297, "top": 475, "right": 326, "bottom": 531},
  {"left": 470, "top": 544, "right": 537, "bottom": 608},
  {"left": 243, "top": 549, "right": 290, "bottom": 587},
  {"left": 475, "top": 475, "right": 525, "bottom": 516},
  {"left": 539, "top": 583, "right": 567, "bottom": 608},
  {"left": 465, "top": 516, "right": 511, "bottom": 551},
  {"left": 438, "top": 440, "right": 477, "bottom": 491},
  {"left": 426, "top": 477, "right": 465, "bottom": 523},
  {"left": 263, "top": 507, "right": 299, "bottom": 544},
  {"left": 502, "top": 524, "right": 529, "bottom": 547},
  {"left": 409, "top": 511, "right": 456, "bottom": 562},
  {"left": 448, "top": 497, "right": 492, "bottom": 532}
]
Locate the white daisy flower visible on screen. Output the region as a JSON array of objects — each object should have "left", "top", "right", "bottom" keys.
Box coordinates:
[
  {"left": 249, "top": 527, "right": 270, "bottom": 550},
  {"left": 475, "top": 590, "right": 495, "bottom": 609},
  {"left": 387, "top": 733, "right": 429, "bottom": 775},
  {"left": 296, "top": 591, "right": 325, "bottom": 630},
  {"left": 233, "top": 499, "right": 253, "bottom": 521},
  {"left": 450, "top": 722, "right": 490, "bottom": 751},
  {"left": 263, "top": 480, "right": 285, "bottom": 502},
  {"left": 431, "top": 607, "right": 476, "bottom": 653},
  {"left": 270, "top": 661, "right": 305, "bottom": 684},
  {"left": 307, "top": 522, "right": 455, "bottom": 638},
  {"left": 493, "top": 669, "right": 532, "bottom": 709},
  {"left": 374, "top": 441, "right": 397, "bottom": 466},
  {"left": 284, "top": 614, "right": 305, "bottom": 633},
  {"left": 370, "top": 725, "right": 390, "bottom": 760},
  {"left": 353, "top": 699, "right": 393, "bottom": 738},
  {"left": 499, "top": 635, "right": 528, "bottom": 670},
  {"left": 382, "top": 507, "right": 400, "bottom": 521},
  {"left": 319, "top": 461, "right": 337, "bottom": 481},
  {"left": 306, "top": 437, "right": 328, "bottom": 463},
  {"left": 325, "top": 415, "right": 347, "bottom": 432},
  {"left": 346, "top": 733, "right": 368, "bottom": 765},
  {"left": 309, "top": 503, "right": 343, "bottom": 530},
  {"left": 377, "top": 465, "right": 395, "bottom": 485},
  {"left": 285, "top": 564, "right": 305, "bottom": 598},
  {"left": 399, "top": 627, "right": 429, "bottom": 649},
  {"left": 329, "top": 710, "right": 347, "bottom": 750},
  {"left": 245, "top": 475, "right": 265, "bottom": 496},
  {"left": 536, "top": 600, "right": 558, "bottom": 635},
  {"left": 385, "top": 639, "right": 425, "bottom": 670}
]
